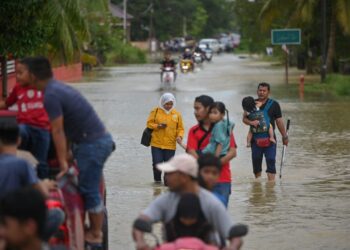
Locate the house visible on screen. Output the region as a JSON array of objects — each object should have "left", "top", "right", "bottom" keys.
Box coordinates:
[{"left": 109, "top": 2, "right": 133, "bottom": 42}]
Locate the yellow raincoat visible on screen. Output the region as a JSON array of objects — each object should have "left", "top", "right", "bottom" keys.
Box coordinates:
[{"left": 147, "top": 107, "right": 184, "bottom": 150}]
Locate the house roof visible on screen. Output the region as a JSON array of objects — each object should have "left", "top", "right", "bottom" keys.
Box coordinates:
[{"left": 109, "top": 2, "right": 133, "bottom": 19}]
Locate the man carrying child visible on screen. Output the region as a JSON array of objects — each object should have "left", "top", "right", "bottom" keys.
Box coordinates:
[{"left": 242, "top": 82, "right": 289, "bottom": 181}]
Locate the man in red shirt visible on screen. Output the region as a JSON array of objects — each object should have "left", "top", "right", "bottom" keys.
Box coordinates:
[
  {"left": 187, "top": 95, "right": 237, "bottom": 207},
  {"left": 0, "top": 62, "right": 50, "bottom": 179}
]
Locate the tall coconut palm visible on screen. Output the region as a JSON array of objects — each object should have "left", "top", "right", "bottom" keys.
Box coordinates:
[
  {"left": 41, "top": 0, "right": 108, "bottom": 63},
  {"left": 260, "top": 0, "right": 350, "bottom": 73}
]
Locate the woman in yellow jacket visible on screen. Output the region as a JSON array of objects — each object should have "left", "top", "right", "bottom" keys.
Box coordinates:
[{"left": 146, "top": 93, "right": 184, "bottom": 183}]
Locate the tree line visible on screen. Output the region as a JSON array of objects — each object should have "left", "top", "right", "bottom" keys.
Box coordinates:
[
  {"left": 234, "top": 0, "right": 350, "bottom": 73},
  {"left": 112, "top": 0, "right": 236, "bottom": 41}
]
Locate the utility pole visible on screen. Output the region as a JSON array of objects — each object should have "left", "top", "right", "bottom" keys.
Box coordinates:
[
  {"left": 183, "top": 17, "right": 187, "bottom": 37},
  {"left": 123, "top": 0, "right": 127, "bottom": 44},
  {"left": 321, "top": 0, "right": 327, "bottom": 82},
  {"left": 149, "top": 1, "right": 154, "bottom": 40}
]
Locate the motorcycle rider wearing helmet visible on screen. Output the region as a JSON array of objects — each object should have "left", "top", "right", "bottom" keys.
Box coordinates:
[
  {"left": 161, "top": 51, "right": 177, "bottom": 81},
  {"left": 182, "top": 48, "right": 193, "bottom": 60}
]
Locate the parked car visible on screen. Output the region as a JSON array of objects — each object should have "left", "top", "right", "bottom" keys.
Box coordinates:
[
  {"left": 219, "top": 36, "right": 234, "bottom": 52},
  {"left": 199, "top": 39, "right": 221, "bottom": 53},
  {"left": 231, "top": 33, "right": 241, "bottom": 48}
]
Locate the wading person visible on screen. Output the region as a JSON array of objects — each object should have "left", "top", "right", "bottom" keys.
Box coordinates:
[
  {"left": 132, "top": 154, "right": 243, "bottom": 250},
  {"left": 242, "top": 82, "right": 289, "bottom": 181},
  {"left": 0, "top": 61, "right": 50, "bottom": 179},
  {"left": 197, "top": 153, "right": 225, "bottom": 205},
  {"left": 187, "top": 95, "right": 237, "bottom": 207},
  {"left": 146, "top": 93, "right": 184, "bottom": 184},
  {"left": 23, "top": 56, "right": 114, "bottom": 249}
]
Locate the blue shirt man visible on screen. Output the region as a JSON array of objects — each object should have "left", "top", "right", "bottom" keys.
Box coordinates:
[{"left": 24, "top": 56, "right": 114, "bottom": 247}]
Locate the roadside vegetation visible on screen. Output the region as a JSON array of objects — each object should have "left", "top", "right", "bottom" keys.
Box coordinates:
[
  {"left": 304, "top": 74, "right": 350, "bottom": 97},
  {"left": 233, "top": 0, "right": 350, "bottom": 96}
]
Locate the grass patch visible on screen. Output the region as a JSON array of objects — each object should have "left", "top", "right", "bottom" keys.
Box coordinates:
[{"left": 304, "top": 74, "right": 350, "bottom": 97}]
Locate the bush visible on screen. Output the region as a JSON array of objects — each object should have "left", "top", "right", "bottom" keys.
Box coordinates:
[
  {"left": 327, "top": 74, "right": 350, "bottom": 96},
  {"left": 304, "top": 74, "right": 350, "bottom": 97},
  {"left": 106, "top": 43, "right": 146, "bottom": 65}
]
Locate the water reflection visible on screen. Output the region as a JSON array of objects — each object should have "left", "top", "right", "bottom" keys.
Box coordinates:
[{"left": 248, "top": 181, "right": 277, "bottom": 216}]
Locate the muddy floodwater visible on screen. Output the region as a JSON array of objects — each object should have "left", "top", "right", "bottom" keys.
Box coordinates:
[{"left": 72, "top": 54, "right": 350, "bottom": 250}]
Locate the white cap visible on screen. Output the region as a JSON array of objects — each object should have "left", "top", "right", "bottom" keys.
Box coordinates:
[{"left": 157, "top": 154, "right": 198, "bottom": 178}]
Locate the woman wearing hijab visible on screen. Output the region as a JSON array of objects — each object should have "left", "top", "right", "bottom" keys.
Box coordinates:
[{"left": 146, "top": 93, "right": 185, "bottom": 184}]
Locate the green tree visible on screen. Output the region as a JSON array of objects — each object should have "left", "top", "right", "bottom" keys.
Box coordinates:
[
  {"left": 0, "top": 0, "right": 47, "bottom": 97},
  {"left": 233, "top": 0, "right": 271, "bottom": 53},
  {"left": 117, "top": 0, "right": 234, "bottom": 41},
  {"left": 199, "top": 0, "right": 234, "bottom": 37},
  {"left": 260, "top": 0, "right": 350, "bottom": 72}
]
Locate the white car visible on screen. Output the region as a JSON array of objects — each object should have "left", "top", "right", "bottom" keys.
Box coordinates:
[{"left": 199, "top": 39, "right": 221, "bottom": 53}]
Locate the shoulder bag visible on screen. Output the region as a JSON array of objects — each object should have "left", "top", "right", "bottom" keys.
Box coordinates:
[{"left": 141, "top": 108, "right": 158, "bottom": 147}]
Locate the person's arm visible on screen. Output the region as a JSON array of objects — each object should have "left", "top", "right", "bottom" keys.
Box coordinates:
[
  {"left": 0, "top": 101, "right": 6, "bottom": 109},
  {"left": 242, "top": 111, "right": 259, "bottom": 127},
  {"left": 146, "top": 108, "right": 162, "bottom": 130},
  {"left": 274, "top": 102, "right": 288, "bottom": 146},
  {"left": 132, "top": 195, "right": 167, "bottom": 249},
  {"left": 23, "top": 162, "right": 56, "bottom": 198},
  {"left": 132, "top": 215, "right": 152, "bottom": 250},
  {"left": 221, "top": 133, "right": 237, "bottom": 164},
  {"left": 33, "top": 179, "right": 57, "bottom": 198},
  {"left": 186, "top": 128, "right": 199, "bottom": 158},
  {"left": 276, "top": 118, "right": 288, "bottom": 146},
  {"left": 176, "top": 113, "right": 185, "bottom": 144},
  {"left": 215, "top": 143, "right": 223, "bottom": 157},
  {"left": 225, "top": 238, "right": 243, "bottom": 250},
  {"left": 2, "top": 85, "right": 18, "bottom": 108},
  {"left": 50, "top": 116, "right": 69, "bottom": 178}
]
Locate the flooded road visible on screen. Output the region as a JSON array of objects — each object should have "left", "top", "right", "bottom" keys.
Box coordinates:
[{"left": 73, "top": 54, "right": 350, "bottom": 250}]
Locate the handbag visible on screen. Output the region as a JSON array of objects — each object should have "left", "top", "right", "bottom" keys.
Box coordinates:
[
  {"left": 141, "top": 108, "right": 158, "bottom": 147},
  {"left": 255, "top": 138, "right": 271, "bottom": 148}
]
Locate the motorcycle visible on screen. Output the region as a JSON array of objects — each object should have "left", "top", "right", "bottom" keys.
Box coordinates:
[
  {"left": 193, "top": 52, "right": 204, "bottom": 65},
  {"left": 47, "top": 158, "right": 109, "bottom": 250},
  {"left": 161, "top": 67, "right": 175, "bottom": 90},
  {"left": 203, "top": 48, "right": 213, "bottom": 62},
  {"left": 133, "top": 218, "right": 248, "bottom": 250},
  {"left": 180, "top": 59, "right": 194, "bottom": 73}
]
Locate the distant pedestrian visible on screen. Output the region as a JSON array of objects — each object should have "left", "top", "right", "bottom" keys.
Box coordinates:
[
  {"left": 242, "top": 82, "right": 289, "bottom": 181},
  {"left": 146, "top": 93, "right": 184, "bottom": 184}
]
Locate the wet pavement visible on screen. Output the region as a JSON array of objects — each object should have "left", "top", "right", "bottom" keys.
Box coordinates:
[{"left": 72, "top": 54, "right": 350, "bottom": 250}]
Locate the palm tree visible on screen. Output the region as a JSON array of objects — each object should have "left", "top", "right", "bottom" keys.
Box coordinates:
[
  {"left": 260, "top": 0, "right": 350, "bottom": 73},
  {"left": 41, "top": 0, "right": 108, "bottom": 63}
]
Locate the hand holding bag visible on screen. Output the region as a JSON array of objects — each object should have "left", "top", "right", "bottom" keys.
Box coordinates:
[{"left": 141, "top": 108, "right": 158, "bottom": 147}]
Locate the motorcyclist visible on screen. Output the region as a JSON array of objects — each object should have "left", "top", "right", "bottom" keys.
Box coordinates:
[
  {"left": 193, "top": 45, "right": 205, "bottom": 62},
  {"left": 160, "top": 51, "right": 177, "bottom": 81},
  {"left": 203, "top": 44, "right": 213, "bottom": 61},
  {"left": 182, "top": 48, "right": 193, "bottom": 60}
]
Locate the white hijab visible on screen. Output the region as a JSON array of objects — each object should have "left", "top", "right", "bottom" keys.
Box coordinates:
[{"left": 159, "top": 92, "right": 176, "bottom": 114}]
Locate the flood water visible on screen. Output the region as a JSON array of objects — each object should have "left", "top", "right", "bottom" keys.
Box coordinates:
[{"left": 72, "top": 54, "right": 350, "bottom": 250}]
